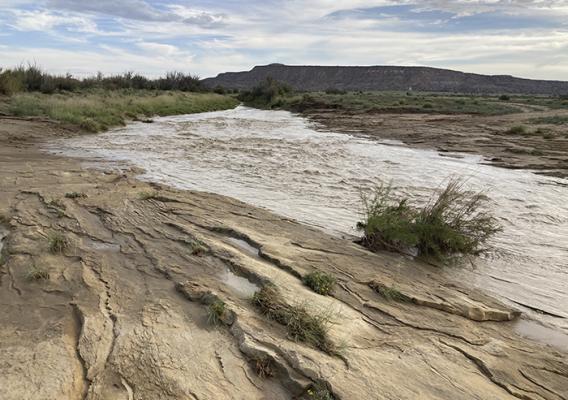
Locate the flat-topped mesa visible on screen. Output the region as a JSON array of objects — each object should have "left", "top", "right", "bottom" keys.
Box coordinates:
[{"left": 202, "top": 64, "right": 568, "bottom": 95}]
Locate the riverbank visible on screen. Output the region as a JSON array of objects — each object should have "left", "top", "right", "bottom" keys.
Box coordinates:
[
  {"left": 241, "top": 87, "right": 568, "bottom": 178},
  {"left": 303, "top": 106, "right": 568, "bottom": 178},
  {"left": 1, "top": 117, "right": 567, "bottom": 399},
  {"left": 0, "top": 90, "right": 239, "bottom": 132}
]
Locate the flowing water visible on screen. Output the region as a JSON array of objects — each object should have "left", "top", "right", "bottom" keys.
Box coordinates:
[{"left": 48, "top": 106, "right": 568, "bottom": 340}]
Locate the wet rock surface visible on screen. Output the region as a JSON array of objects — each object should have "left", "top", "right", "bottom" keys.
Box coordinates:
[
  {"left": 305, "top": 108, "right": 568, "bottom": 179},
  {"left": 0, "top": 119, "right": 567, "bottom": 399}
]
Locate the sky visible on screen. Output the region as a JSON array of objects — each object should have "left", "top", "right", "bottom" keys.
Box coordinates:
[{"left": 0, "top": 0, "right": 567, "bottom": 80}]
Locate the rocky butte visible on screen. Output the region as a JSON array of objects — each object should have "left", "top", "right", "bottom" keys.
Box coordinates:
[{"left": 202, "top": 64, "right": 568, "bottom": 95}]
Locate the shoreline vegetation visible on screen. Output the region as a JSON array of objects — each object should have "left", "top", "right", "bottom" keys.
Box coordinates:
[
  {"left": 2, "top": 91, "right": 239, "bottom": 132},
  {"left": 0, "top": 65, "right": 239, "bottom": 132},
  {"left": 237, "top": 77, "right": 568, "bottom": 115},
  {"left": 357, "top": 179, "right": 501, "bottom": 263}
]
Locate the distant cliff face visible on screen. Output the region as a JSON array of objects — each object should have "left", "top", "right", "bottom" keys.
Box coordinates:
[{"left": 202, "top": 64, "right": 568, "bottom": 95}]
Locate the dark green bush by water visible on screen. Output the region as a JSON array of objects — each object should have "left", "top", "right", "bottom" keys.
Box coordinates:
[{"left": 358, "top": 179, "right": 501, "bottom": 262}]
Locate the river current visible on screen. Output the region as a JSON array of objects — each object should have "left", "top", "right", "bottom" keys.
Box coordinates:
[{"left": 48, "top": 106, "right": 568, "bottom": 339}]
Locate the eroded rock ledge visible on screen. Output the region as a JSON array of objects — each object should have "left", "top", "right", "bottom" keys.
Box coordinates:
[{"left": 0, "top": 120, "right": 567, "bottom": 400}]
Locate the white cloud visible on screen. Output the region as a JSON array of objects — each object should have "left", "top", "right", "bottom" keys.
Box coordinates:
[
  {"left": 136, "top": 42, "right": 180, "bottom": 57},
  {"left": 10, "top": 10, "right": 96, "bottom": 32},
  {"left": 1, "top": 1, "right": 567, "bottom": 80}
]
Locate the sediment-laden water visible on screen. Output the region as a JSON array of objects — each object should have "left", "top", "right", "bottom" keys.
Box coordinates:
[{"left": 49, "top": 106, "right": 568, "bottom": 337}]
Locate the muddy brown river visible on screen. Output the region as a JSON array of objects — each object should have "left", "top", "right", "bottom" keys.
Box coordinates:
[{"left": 48, "top": 106, "right": 568, "bottom": 343}]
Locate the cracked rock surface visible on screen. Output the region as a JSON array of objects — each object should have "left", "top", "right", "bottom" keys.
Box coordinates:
[{"left": 1, "top": 118, "right": 567, "bottom": 400}]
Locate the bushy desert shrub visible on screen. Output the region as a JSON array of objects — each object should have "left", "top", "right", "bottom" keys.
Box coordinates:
[
  {"left": 237, "top": 77, "right": 291, "bottom": 107},
  {"left": 0, "top": 65, "right": 206, "bottom": 94},
  {"left": 358, "top": 179, "right": 501, "bottom": 261}
]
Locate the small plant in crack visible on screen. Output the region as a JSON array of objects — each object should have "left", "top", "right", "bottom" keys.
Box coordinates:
[
  {"left": 303, "top": 271, "right": 336, "bottom": 296},
  {"left": 138, "top": 190, "right": 158, "bottom": 200},
  {"left": 254, "top": 357, "right": 274, "bottom": 378},
  {"left": 305, "top": 382, "right": 335, "bottom": 400},
  {"left": 207, "top": 299, "right": 226, "bottom": 326},
  {"left": 372, "top": 283, "right": 410, "bottom": 302},
  {"left": 48, "top": 199, "right": 66, "bottom": 210},
  {"left": 189, "top": 241, "right": 207, "bottom": 256},
  {"left": 48, "top": 232, "right": 68, "bottom": 254},
  {"left": 0, "top": 213, "right": 9, "bottom": 224},
  {"left": 65, "top": 191, "right": 86, "bottom": 199},
  {"left": 26, "top": 264, "right": 50, "bottom": 281}
]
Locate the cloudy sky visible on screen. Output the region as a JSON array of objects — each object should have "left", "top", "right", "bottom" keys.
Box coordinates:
[{"left": 0, "top": 0, "right": 567, "bottom": 79}]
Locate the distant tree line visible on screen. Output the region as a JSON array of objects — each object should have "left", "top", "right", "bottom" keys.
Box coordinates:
[{"left": 0, "top": 64, "right": 207, "bottom": 95}]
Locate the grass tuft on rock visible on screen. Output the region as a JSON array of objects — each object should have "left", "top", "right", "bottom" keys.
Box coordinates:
[
  {"left": 506, "top": 125, "right": 528, "bottom": 135},
  {"left": 303, "top": 271, "right": 336, "bottom": 296},
  {"left": 48, "top": 232, "right": 68, "bottom": 254},
  {"left": 252, "top": 286, "right": 335, "bottom": 354},
  {"left": 254, "top": 357, "right": 274, "bottom": 378},
  {"left": 207, "top": 300, "right": 226, "bottom": 326},
  {"left": 65, "top": 192, "right": 86, "bottom": 199},
  {"left": 138, "top": 190, "right": 158, "bottom": 200},
  {"left": 189, "top": 241, "right": 207, "bottom": 256},
  {"left": 26, "top": 264, "right": 50, "bottom": 281},
  {"left": 305, "top": 383, "right": 335, "bottom": 400},
  {"left": 371, "top": 283, "right": 410, "bottom": 302},
  {"left": 358, "top": 178, "right": 501, "bottom": 262}
]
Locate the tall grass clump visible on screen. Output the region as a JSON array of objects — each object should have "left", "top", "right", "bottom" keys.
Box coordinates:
[
  {"left": 48, "top": 232, "right": 68, "bottom": 254},
  {"left": 252, "top": 286, "right": 335, "bottom": 354},
  {"left": 358, "top": 179, "right": 501, "bottom": 262}
]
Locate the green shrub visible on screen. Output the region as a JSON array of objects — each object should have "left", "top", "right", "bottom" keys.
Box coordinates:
[
  {"left": 213, "top": 85, "right": 226, "bottom": 94},
  {"left": 237, "top": 77, "right": 291, "bottom": 107},
  {"left": 303, "top": 271, "right": 336, "bottom": 295},
  {"left": 358, "top": 179, "right": 501, "bottom": 261},
  {"left": 358, "top": 184, "right": 418, "bottom": 252},
  {"left": 499, "top": 94, "right": 510, "bottom": 101},
  {"left": 0, "top": 70, "right": 24, "bottom": 95}
]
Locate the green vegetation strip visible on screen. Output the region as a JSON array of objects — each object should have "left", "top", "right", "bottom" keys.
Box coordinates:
[
  {"left": 2, "top": 90, "right": 239, "bottom": 132},
  {"left": 529, "top": 115, "right": 568, "bottom": 125},
  {"left": 238, "top": 78, "right": 521, "bottom": 116}
]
